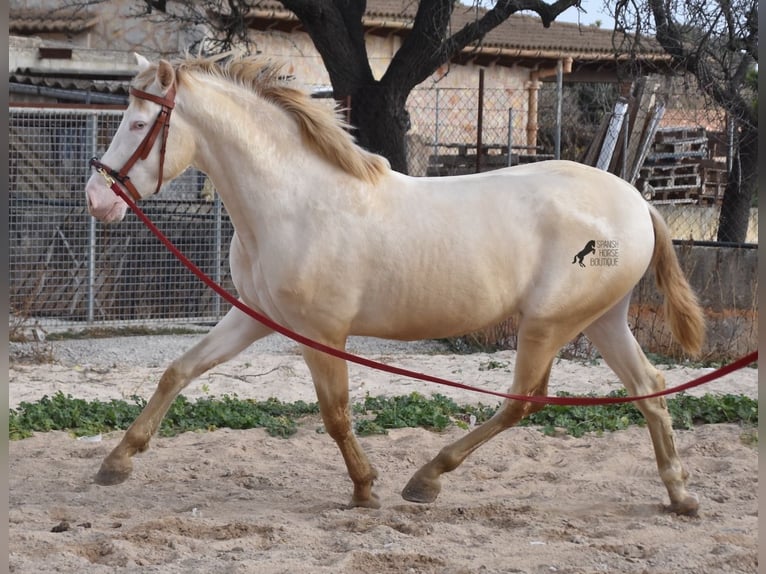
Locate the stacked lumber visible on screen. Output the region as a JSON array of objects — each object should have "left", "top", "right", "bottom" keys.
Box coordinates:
[
  {"left": 649, "top": 126, "right": 707, "bottom": 161},
  {"left": 698, "top": 159, "right": 728, "bottom": 201}
]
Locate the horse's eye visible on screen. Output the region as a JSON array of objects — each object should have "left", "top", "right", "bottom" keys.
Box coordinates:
[{"left": 131, "top": 121, "right": 147, "bottom": 131}]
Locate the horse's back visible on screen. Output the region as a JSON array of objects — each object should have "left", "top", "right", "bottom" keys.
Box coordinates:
[
  {"left": 406, "top": 160, "right": 653, "bottom": 267},
  {"left": 417, "top": 160, "right": 643, "bottom": 208}
]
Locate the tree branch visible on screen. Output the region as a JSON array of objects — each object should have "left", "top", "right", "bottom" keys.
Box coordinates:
[
  {"left": 280, "top": 0, "right": 375, "bottom": 97},
  {"left": 385, "top": 0, "right": 580, "bottom": 92}
]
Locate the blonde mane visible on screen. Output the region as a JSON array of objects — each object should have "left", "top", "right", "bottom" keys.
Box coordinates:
[{"left": 134, "top": 54, "right": 390, "bottom": 184}]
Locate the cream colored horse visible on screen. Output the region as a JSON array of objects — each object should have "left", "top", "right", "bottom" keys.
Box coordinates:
[{"left": 85, "top": 54, "right": 705, "bottom": 515}]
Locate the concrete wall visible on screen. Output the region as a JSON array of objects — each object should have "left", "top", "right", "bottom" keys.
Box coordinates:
[
  {"left": 631, "top": 244, "right": 757, "bottom": 359},
  {"left": 634, "top": 244, "right": 757, "bottom": 311}
]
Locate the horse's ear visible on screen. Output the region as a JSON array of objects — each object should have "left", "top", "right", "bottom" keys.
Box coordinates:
[
  {"left": 156, "top": 59, "right": 176, "bottom": 94},
  {"left": 134, "top": 53, "right": 151, "bottom": 72}
]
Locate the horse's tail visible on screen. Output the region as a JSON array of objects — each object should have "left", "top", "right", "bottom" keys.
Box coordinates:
[{"left": 648, "top": 205, "right": 706, "bottom": 357}]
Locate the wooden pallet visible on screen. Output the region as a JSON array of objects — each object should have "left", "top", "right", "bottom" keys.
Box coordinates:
[
  {"left": 653, "top": 126, "right": 706, "bottom": 143},
  {"left": 644, "top": 185, "right": 700, "bottom": 202},
  {"left": 699, "top": 159, "right": 727, "bottom": 201},
  {"left": 654, "top": 138, "right": 707, "bottom": 156},
  {"left": 641, "top": 163, "right": 700, "bottom": 188},
  {"left": 638, "top": 124, "right": 728, "bottom": 205}
]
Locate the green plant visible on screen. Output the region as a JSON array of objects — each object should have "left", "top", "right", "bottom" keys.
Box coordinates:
[
  {"left": 9, "top": 392, "right": 319, "bottom": 440},
  {"left": 520, "top": 392, "right": 645, "bottom": 437},
  {"left": 478, "top": 360, "right": 510, "bottom": 371},
  {"left": 9, "top": 393, "right": 144, "bottom": 440},
  {"left": 667, "top": 392, "right": 758, "bottom": 430},
  {"left": 9, "top": 390, "right": 756, "bottom": 441},
  {"left": 739, "top": 428, "right": 758, "bottom": 447}
]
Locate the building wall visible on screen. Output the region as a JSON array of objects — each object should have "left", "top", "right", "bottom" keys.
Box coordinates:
[
  {"left": 11, "top": 0, "right": 196, "bottom": 55},
  {"left": 11, "top": 0, "right": 542, "bottom": 156}
]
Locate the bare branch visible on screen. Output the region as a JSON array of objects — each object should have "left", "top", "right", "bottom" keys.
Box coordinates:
[{"left": 385, "top": 0, "right": 580, "bottom": 91}]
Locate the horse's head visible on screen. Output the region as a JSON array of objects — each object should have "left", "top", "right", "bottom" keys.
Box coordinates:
[{"left": 85, "top": 54, "right": 194, "bottom": 222}]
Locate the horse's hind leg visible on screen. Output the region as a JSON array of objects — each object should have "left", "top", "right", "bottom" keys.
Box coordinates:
[
  {"left": 301, "top": 344, "right": 379, "bottom": 508},
  {"left": 584, "top": 295, "right": 698, "bottom": 515},
  {"left": 402, "top": 322, "right": 557, "bottom": 504},
  {"left": 95, "top": 307, "right": 272, "bottom": 486}
]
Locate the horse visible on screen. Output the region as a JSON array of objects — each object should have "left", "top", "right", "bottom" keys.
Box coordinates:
[{"left": 85, "top": 53, "right": 705, "bottom": 515}]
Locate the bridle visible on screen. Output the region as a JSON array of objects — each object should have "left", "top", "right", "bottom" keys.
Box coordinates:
[{"left": 90, "top": 85, "right": 177, "bottom": 201}]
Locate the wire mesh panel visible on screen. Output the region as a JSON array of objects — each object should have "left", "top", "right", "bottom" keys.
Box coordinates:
[
  {"left": 10, "top": 107, "right": 235, "bottom": 328},
  {"left": 407, "top": 87, "right": 530, "bottom": 177}
]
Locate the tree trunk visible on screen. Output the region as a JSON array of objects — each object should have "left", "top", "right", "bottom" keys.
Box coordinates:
[
  {"left": 716, "top": 122, "right": 757, "bottom": 243},
  {"left": 350, "top": 83, "right": 411, "bottom": 174}
]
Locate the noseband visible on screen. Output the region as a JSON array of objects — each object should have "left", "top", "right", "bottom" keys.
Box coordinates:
[{"left": 90, "top": 85, "right": 177, "bottom": 201}]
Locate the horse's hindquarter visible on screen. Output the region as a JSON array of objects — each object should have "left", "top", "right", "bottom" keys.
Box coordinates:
[{"left": 349, "top": 162, "right": 655, "bottom": 339}]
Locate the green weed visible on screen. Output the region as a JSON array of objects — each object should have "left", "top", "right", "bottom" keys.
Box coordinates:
[{"left": 9, "top": 390, "right": 756, "bottom": 441}]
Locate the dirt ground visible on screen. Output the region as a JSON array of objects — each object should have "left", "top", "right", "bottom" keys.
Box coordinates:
[{"left": 8, "top": 335, "right": 759, "bottom": 573}]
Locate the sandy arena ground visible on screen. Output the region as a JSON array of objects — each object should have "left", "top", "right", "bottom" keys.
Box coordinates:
[{"left": 8, "top": 334, "right": 759, "bottom": 573}]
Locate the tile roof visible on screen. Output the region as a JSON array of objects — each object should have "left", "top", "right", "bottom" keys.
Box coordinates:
[
  {"left": 10, "top": 8, "right": 99, "bottom": 35},
  {"left": 11, "top": 2, "right": 662, "bottom": 59},
  {"left": 249, "top": 0, "right": 663, "bottom": 57},
  {"left": 9, "top": 72, "right": 129, "bottom": 96}
]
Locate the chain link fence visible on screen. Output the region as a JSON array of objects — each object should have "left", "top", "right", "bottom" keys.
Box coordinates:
[
  {"left": 10, "top": 107, "right": 235, "bottom": 330},
  {"left": 407, "top": 86, "right": 549, "bottom": 177},
  {"left": 9, "top": 77, "right": 757, "bottom": 334}
]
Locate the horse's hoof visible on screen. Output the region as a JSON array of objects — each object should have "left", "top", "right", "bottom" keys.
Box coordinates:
[
  {"left": 94, "top": 459, "right": 132, "bottom": 486},
  {"left": 667, "top": 493, "right": 700, "bottom": 516},
  {"left": 349, "top": 492, "right": 381, "bottom": 509},
  {"left": 401, "top": 474, "right": 441, "bottom": 504}
]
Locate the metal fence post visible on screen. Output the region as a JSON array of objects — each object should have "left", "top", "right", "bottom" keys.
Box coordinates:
[
  {"left": 507, "top": 108, "right": 514, "bottom": 167},
  {"left": 554, "top": 59, "right": 563, "bottom": 160},
  {"left": 213, "top": 192, "right": 223, "bottom": 319},
  {"left": 433, "top": 88, "right": 440, "bottom": 160},
  {"left": 86, "top": 112, "right": 98, "bottom": 324},
  {"left": 476, "top": 69, "right": 484, "bottom": 173},
  {"left": 621, "top": 110, "right": 629, "bottom": 179}
]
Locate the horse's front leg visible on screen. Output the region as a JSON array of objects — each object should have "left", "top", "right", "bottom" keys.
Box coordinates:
[
  {"left": 301, "top": 345, "right": 379, "bottom": 508},
  {"left": 95, "top": 308, "right": 272, "bottom": 486}
]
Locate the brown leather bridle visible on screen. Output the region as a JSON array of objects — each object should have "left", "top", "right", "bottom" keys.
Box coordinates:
[{"left": 90, "top": 85, "right": 177, "bottom": 201}]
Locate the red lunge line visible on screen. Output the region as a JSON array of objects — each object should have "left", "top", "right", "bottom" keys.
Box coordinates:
[{"left": 107, "top": 182, "right": 757, "bottom": 406}]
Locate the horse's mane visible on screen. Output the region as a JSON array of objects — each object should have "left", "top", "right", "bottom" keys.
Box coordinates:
[{"left": 135, "top": 53, "right": 390, "bottom": 184}]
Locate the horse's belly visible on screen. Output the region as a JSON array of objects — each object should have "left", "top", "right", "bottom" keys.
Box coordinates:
[{"left": 350, "top": 272, "right": 521, "bottom": 341}]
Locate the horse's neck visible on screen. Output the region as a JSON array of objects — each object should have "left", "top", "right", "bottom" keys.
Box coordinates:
[
  {"left": 187, "top": 83, "right": 291, "bottom": 181},
  {"left": 187, "top": 85, "right": 308, "bottom": 213},
  {"left": 184, "top": 82, "right": 325, "bottom": 231}
]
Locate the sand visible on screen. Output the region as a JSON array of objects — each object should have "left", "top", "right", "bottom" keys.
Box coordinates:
[{"left": 8, "top": 334, "right": 758, "bottom": 573}]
